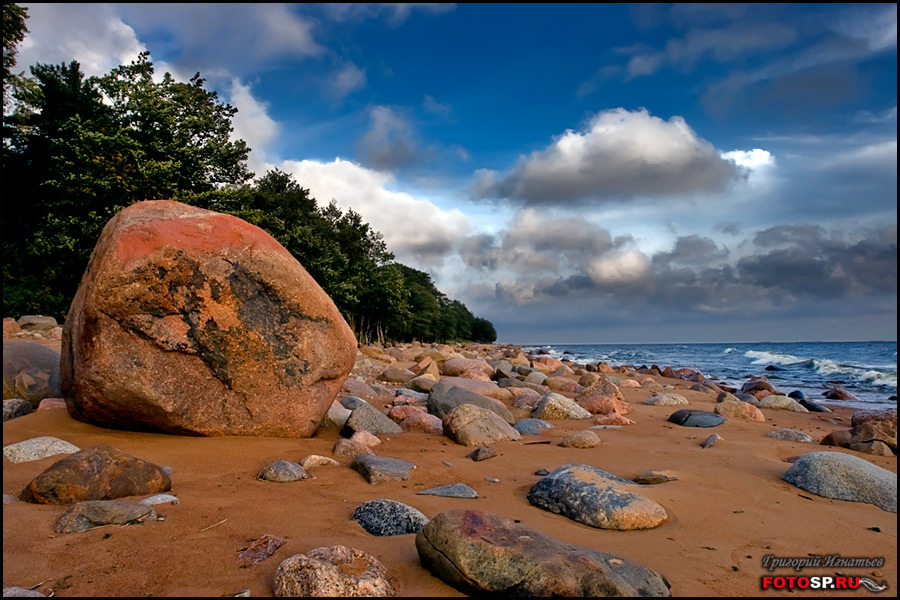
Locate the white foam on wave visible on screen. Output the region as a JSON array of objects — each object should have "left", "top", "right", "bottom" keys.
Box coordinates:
[
  {"left": 745, "top": 350, "right": 802, "bottom": 365},
  {"left": 861, "top": 370, "right": 898, "bottom": 388},
  {"left": 724, "top": 347, "right": 737, "bottom": 354}
]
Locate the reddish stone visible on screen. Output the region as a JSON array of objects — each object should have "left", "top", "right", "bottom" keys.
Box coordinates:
[
  {"left": 20, "top": 445, "right": 171, "bottom": 505},
  {"left": 61, "top": 201, "right": 357, "bottom": 437},
  {"left": 37, "top": 397, "right": 67, "bottom": 411}
]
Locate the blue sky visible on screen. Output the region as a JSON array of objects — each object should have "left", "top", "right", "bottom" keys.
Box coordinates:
[{"left": 14, "top": 3, "right": 897, "bottom": 344}]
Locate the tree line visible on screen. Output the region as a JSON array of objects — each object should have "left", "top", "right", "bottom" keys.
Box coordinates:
[{"left": 1, "top": 5, "right": 496, "bottom": 345}]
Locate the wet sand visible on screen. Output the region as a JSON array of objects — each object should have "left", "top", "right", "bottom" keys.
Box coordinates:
[{"left": 2, "top": 342, "right": 896, "bottom": 597}]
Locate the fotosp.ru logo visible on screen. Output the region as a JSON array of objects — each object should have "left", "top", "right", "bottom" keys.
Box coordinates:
[{"left": 760, "top": 554, "right": 888, "bottom": 593}]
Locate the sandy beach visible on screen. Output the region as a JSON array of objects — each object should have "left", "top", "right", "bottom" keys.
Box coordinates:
[{"left": 3, "top": 339, "right": 896, "bottom": 597}]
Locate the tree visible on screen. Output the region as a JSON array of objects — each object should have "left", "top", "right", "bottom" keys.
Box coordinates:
[
  {"left": 2, "top": 3, "right": 28, "bottom": 109},
  {"left": 2, "top": 54, "right": 252, "bottom": 319}
]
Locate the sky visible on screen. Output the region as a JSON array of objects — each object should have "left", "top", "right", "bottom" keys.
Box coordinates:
[{"left": 12, "top": 3, "right": 898, "bottom": 344}]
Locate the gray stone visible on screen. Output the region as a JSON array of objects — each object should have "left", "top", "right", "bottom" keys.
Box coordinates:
[
  {"left": 428, "top": 384, "right": 514, "bottom": 424},
  {"left": 55, "top": 500, "right": 157, "bottom": 533},
  {"left": 558, "top": 430, "right": 601, "bottom": 448},
  {"left": 644, "top": 393, "right": 689, "bottom": 406},
  {"left": 701, "top": 434, "right": 723, "bottom": 448},
  {"left": 468, "top": 447, "right": 497, "bottom": 462},
  {"left": 350, "top": 455, "right": 416, "bottom": 484},
  {"left": 512, "top": 418, "right": 554, "bottom": 436},
  {"left": 258, "top": 460, "right": 308, "bottom": 483},
  {"left": 2, "top": 587, "right": 47, "bottom": 597},
  {"left": 2, "top": 341, "right": 62, "bottom": 407},
  {"left": 274, "top": 545, "right": 396, "bottom": 597},
  {"left": 3, "top": 436, "right": 80, "bottom": 464},
  {"left": 2, "top": 398, "right": 32, "bottom": 422},
  {"left": 417, "top": 483, "right": 479, "bottom": 499},
  {"left": 667, "top": 409, "right": 726, "bottom": 428},
  {"left": 415, "top": 509, "right": 671, "bottom": 597},
  {"left": 766, "top": 429, "right": 816, "bottom": 443},
  {"left": 17, "top": 315, "right": 58, "bottom": 331},
  {"left": 797, "top": 398, "right": 831, "bottom": 412},
  {"left": 442, "top": 404, "right": 521, "bottom": 447},
  {"left": 531, "top": 393, "right": 592, "bottom": 420},
  {"left": 528, "top": 464, "right": 669, "bottom": 530},
  {"left": 351, "top": 498, "right": 429, "bottom": 536},
  {"left": 632, "top": 471, "right": 677, "bottom": 485},
  {"left": 758, "top": 395, "right": 809, "bottom": 412},
  {"left": 339, "top": 395, "right": 369, "bottom": 410},
  {"left": 139, "top": 493, "right": 180, "bottom": 506},
  {"left": 341, "top": 402, "right": 403, "bottom": 437},
  {"left": 781, "top": 452, "right": 896, "bottom": 512}
]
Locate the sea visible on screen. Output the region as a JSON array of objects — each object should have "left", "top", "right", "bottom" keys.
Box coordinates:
[{"left": 521, "top": 341, "right": 897, "bottom": 412}]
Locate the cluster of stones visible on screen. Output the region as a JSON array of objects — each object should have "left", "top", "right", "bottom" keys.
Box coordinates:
[{"left": 4, "top": 201, "right": 897, "bottom": 596}]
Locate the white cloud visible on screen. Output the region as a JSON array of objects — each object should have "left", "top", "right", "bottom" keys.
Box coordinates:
[
  {"left": 477, "top": 108, "right": 744, "bottom": 204},
  {"left": 587, "top": 250, "right": 651, "bottom": 285},
  {"left": 331, "top": 62, "right": 367, "bottom": 98},
  {"left": 18, "top": 3, "right": 146, "bottom": 77},
  {"left": 115, "top": 4, "right": 322, "bottom": 79},
  {"left": 228, "top": 79, "right": 280, "bottom": 174},
  {"left": 277, "top": 158, "right": 470, "bottom": 267}
]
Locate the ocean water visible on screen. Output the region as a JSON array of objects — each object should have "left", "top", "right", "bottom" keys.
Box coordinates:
[{"left": 522, "top": 341, "right": 897, "bottom": 412}]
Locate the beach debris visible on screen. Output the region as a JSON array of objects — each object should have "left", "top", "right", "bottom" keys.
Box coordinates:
[
  {"left": 61, "top": 200, "right": 357, "bottom": 438},
  {"left": 257, "top": 460, "right": 308, "bottom": 483},
  {"left": 643, "top": 393, "right": 689, "bottom": 406},
  {"left": 714, "top": 400, "right": 766, "bottom": 422},
  {"left": 468, "top": 446, "right": 497, "bottom": 462},
  {"left": 781, "top": 452, "right": 897, "bottom": 512},
  {"left": 20, "top": 445, "right": 171, "bottom": 505},
  {"left": 238, "top": 533, "right": 287, "bottom": 568},
  {"left": 416, "top": 509, "right": 671, "bottom": 596},
  {"left": 528, "top": 464, "right": 669, "bottom": 530},
  {"left": 442, "top": 404, "right": 521, "bottom": 447},
  {"left": 350, "top": 455, "right": 416, "bottom": 484},
  {"left": 274, "top": 545, "right": 397, "bottom": 597},
  {"left": 558, "top": 430, "right": 601, "bottom": 448},
  {"left": 667, "top": 409, "right": 726, "bottom": 428},
  {"left": 766, "top": 429, "right": 816, "bottom": 443},
  {"left": 55, "top": 500, "right": 157, "bottom": 533},
  {"left": 3, "top": 436, "right": 80, "bottom": 464},
  {"left": 417, "top": 483, "right": 479, "bottom": 499},
  {"left": 2, "top": 398, "right": 33, "bottom": 422},
  {"left": 512, "top": 418, "right": 553, "bottom": 436},
  {"left": 531, "top": 393, "right": 592, "bottom": 420},
  {"left": 352, "top": 498, "right": 429, "bottom": 536},
  {"left": 2, "top": 340, "right": 62, "bottom": 407}
]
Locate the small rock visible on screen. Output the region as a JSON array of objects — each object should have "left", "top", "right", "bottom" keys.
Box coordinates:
[
  {"left": 3, "top": 436, "right": 80, "bottom": 463},
  {"left": 701, "top": 434, "right": 723, "bottom": 448},
  {"left": 350, "top": 455, "right": 416, "bottom": 484},
  {"left": 55, "top": 500, "right": 157, "bottom": 533},
  {"left": 274, "top": 545, "right": 397, "bottom": 597},
  {"left": 139, "top": 494, "right": 180, "bottom": 506},
  {"left": 238, "top": 534, "right": 287, "bottom": 567},
  {"left": 300, "top": 455, "right": 340, "bottom": 470},
  {"left": 468, "top": 447, "right": 497, "bottom": 462},
  {"left": 258, "top": 460, "right": 308, "bottom": 483},
  {"left": 558, "top": 430, "right": 601, "bottom": 448},
  {"left": 766, "top": 429, "right": 816, "bottom": 443},
  {"left": 417, "top": 483, "right": 479, "bottom": 499},
  {"left": 351, "top": 498, "right": 430, "bottom": 536}
]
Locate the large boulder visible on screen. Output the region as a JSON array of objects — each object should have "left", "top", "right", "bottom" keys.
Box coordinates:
[
  {"left": 2, "top": 340, "right": 62, "bottom": 407},
  {"left": 415, "top": 509, "right": 670, "bottom": 596},
  {"left": 781, "top": 452, "right": 896, "bottom": 512},
  {"left": 61, "top": 200, "right": 357, "bottom": 437}
]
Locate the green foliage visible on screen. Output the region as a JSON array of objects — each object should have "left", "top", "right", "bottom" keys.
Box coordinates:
[
  {"left": 3, "top": 54, "right": 251, "bottom": 320},
  {"left": 1, "top": 37, "right": 497, "bottom": 343},
  {"left": 2, "top": 3, "right": 28, "bottom": 109}
]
